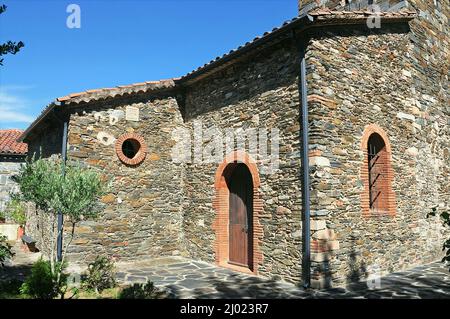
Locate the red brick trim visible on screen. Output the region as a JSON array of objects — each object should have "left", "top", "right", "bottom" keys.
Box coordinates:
[
  {"left": 212, "top": 150, "right": 264, "bottom": 275},
  {"left": 360, "top": 124, "right": 396, "bottom": 217},
  {"left": 115, "top": 133, "right": 147, "bottom": 166}
]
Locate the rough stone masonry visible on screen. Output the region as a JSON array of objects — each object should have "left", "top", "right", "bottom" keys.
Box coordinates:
[{"left": 20, "top": 0, "right": 448, "bottom": 289}]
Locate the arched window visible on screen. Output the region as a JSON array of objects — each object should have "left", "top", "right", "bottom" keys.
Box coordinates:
[
  {"left": 367, "top": 133, "right": 388, "bottom": 212},
  {"left": 361, "top": 125, "right": 396, "bottom": 217}
]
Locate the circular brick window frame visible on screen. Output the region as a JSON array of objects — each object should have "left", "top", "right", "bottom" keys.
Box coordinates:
[{"left": 115, "top": 133, "right": 147, "bottom": 166}]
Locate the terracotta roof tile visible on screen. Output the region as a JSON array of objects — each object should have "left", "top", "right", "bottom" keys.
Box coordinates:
[
  {"left": 55, "top": 78, "right": 176, "bottom": 105},
  {"left": 0, "top": 130, "right": 28, "bottom": 155},
  {"left": 180, "top": 8, "right": 416, "bottom": 82},
  {"left": 308, "top": 8, "right": 417, "bottom": 19},
  {"left": 31, "top": 8, "right": 418, "bottom": 109},
  {"left": 69, "top": 92, "right": 84, "bottom": 98},
  {"left": 21, "top": 7, "right": 417, "bottom": 141}
]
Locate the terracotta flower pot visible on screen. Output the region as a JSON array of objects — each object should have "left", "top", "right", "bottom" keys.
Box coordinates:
[{"left": 17, "top": 225, "right": 25, "bottom": 240}]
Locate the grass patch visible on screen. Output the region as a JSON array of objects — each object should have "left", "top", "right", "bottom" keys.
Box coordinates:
[{"left": 73, "top": 287, "right": 122, "bottom": 299}]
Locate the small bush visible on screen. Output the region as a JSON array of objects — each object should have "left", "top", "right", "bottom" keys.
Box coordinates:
[
  {"left": 7, "top": 199, "right": 27, "bottom": 226},
  {"left": 119, "top": 281, "right": 166, "bottom": 299},
  {"left": 20, "top": 258, "right": 68, "bottom": 299},
  {"left": 0, "top": 235, "right": 14, "bottom": 267},
  {"left": 82, "top": 256, "right": 116, "bottom": 293}
]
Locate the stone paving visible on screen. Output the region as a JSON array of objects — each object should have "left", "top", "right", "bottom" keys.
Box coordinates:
[
  {"left": 0, "top": 241, "right": 41, "bottom": 282},
  {"left": 1, "top": 242, "right": 449, "bottom": 299},
  {"left": 116, "top": 257, "right": 450, "bottom": 299}
]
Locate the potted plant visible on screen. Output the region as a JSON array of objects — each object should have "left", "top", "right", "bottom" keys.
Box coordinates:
[{"left": 7, "top": 199, "right": 26, "bottom": 240}]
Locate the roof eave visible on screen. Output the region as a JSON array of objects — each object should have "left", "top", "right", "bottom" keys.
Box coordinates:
[
  {"left": 18, "top": 101, "right": 59, "bottom": 142},
  {"left": 178, "top": 13, "right": 314, "bottom": 85},
  {"left": 177, "top": 12, "right": 416, "bottom": 86},
  {"left": 19, "top": 10, "right": 417, "bottom": 142},
  {"left": 0, "top": 152, "right": 27, "bottom": 157}
]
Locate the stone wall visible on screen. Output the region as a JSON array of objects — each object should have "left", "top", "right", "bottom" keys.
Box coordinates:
[
  {"left": 0, "top": 157, "right": 24, "bottom": 215},
  {"left": 25, "top": 92, "right": 187, "bottom": 264},
  {"left": 24, "top": 41, "right": 305, "bottom": 284},
  {"left": 24, "top": 117, "right": 65, "bottom": 254},
  {"left": 305, "top": 18, "right": 449, "bottom": 287},
  {"left": 63, "top": 92, "right": 187, "bottom": 264},
  {"left": 182, "top": 40, "right": 304, "bottom": 284},
  {"left": 26, "top": 120, "right": 63, "bottom": 160}
]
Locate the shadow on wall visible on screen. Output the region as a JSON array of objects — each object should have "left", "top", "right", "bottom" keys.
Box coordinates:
[
  {"left": 346, "top": 247, "right": 368, "bottom": 285},
  {"left": 313, "top": 244, "right": 369, "bottom": 290}
]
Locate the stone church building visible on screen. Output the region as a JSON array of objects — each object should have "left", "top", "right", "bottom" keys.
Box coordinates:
[{"left": 19, "top": 0, "right": 448, "bottom": 288}]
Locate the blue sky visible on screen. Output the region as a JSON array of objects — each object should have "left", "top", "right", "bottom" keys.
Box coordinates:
[{"left": 0, "top": 0, "right": 297, "bottom": 129}]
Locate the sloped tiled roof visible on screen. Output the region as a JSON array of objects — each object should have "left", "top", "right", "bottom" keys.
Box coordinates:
[
  {"left": 20, "top": 8, "right": 417, "bottom": 141},
  {"left": 18, "top": 79, "right": 178, "bottom": 142},
  {"left": 45, "top": 8, "right": 417, "bottom": 106},
  {"left": 56, "top": 78, "right": 178, "bottom": 105},
  {"left": 179, "top": 8, "right": 416, "bottom": 83},
  {"left": 0, "top": 130, "right": 28, "bottom": 155},
  {"left": 309, "top": 7, "right": 417, "bottom": 21}
]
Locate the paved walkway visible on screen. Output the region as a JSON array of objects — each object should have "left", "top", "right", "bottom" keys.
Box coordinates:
[
  {"left": 1, "top": 242, "right": 449, "bottom": 299},
  {"left": 116, "top": 257, "right": 450, "bottom": 299},
  {"left": 116, "top": 258, "right": 304, "bottom": 299},
  {"left": 0, "top": 241, "right": 41, "bottom": 282}
]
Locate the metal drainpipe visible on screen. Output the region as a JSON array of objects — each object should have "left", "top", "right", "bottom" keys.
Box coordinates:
[
  {"left": 55, "top": 101, "right": 68, "bottom": 262},
  {"left": 295, "top": 31, "right": 311, "bottom": 289}
]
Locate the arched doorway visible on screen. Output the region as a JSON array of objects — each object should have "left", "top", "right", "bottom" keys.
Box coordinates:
[
  {"left": 212, "top": 150, "right": 263, "bottom": 275},
  {"left": 225, "top": 163, "right": 254, "bottom": 269}
]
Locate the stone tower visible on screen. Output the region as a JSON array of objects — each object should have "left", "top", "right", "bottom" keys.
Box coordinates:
[{"left": 296, "top": 0, "right": 449, "bottom": 288}]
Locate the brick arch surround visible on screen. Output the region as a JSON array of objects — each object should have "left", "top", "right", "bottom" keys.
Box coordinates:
[
  {"left": 360, "top": 124, "right": 396, "bottom": 217},
  {"left": 212, "top": 150, "right": 264, "bottom": 275}
]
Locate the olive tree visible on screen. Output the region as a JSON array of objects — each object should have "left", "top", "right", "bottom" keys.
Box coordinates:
[
  {"left": 0, "top": 5, "right": 24, "bottom": 66},
  {"left": 14, "top": 157, "right": 105, "bottom": 297}
]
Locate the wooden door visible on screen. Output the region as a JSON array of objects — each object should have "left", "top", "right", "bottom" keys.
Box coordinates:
[{"left": 228, "top": 163, "right": 253, "bottom": 268}]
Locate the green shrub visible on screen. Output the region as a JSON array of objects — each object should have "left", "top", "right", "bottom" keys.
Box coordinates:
[
  {"left": 20, "top": 258, "right": 68, "bottom": 299},
  {"left": 7, "top": 199, "right": 26, "bottom": 226},
  {"left": 82, "top": 256, "right": 117, "bottom": 293},
  {"left": 0, "top": 235, "right": 14, "bottom": 267},
  {"left": 119, "top": 281, "right": 166, "bottom": 299}
]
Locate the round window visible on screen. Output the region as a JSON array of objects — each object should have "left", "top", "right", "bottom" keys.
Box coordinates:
[
  {"left": 115, "top": 133, "right": 147, "bottom": 166},
  {"left": 122, "top": 139, "right": 140, "bottom": 159}
]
